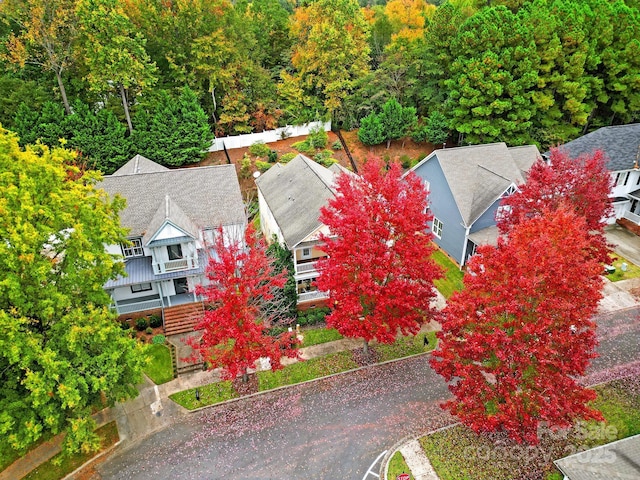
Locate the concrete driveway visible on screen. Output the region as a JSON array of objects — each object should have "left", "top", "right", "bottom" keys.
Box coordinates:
[{"left": 606, "top": 224, "right": 640, "bottom": 266}]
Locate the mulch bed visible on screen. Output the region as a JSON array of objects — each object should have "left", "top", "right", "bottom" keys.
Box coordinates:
[
  {"left": 232, "top": 373, "right": 259, "bottom": 397},
  {"left": 351, "top": 347, "right": 381, "bottom": 367}
]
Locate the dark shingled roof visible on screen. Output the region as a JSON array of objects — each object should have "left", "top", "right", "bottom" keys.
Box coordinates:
[
  {"left": 552, "top": 123, "right": 640, "bottom": 172},
  {"left": 256, "top": 154, "right": 338, "bottom": 249},
  {"left": 99, "top": 160, "right": 245, "bottom": 237}
]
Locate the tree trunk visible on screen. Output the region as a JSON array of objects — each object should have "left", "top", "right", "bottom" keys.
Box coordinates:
[
  {"left": 210, "top": 85, "right": 218, "bottom": 124},
  {"left": 120, "top": 83, "right": 134, "bottom": 134},
  {"left": 242, "top": 368, "right": 249, "bottom": 383},
  {"left": 55, "top": 69, "right": 71, "bottom": 115},
  {"left": 363, "top": 339, "right": 369, "bottom": 356},
  {"left": 386, "top": 139, "right": 391, "bottom": 149}
]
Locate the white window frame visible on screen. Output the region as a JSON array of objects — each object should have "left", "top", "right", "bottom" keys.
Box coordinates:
[
  {"left": 495, "top": 204, "right": 512, "bottom": 222},
  {"left": 432, "top": 218, "right": 443, "bottom": 239},
  {"left": 131, "top": 283, "right": 152, "bottom": 293},
  {"left": 301, "top": 248, "right": 311, "bottom": 259},
  {"left": 121, "top": 238, "right": 144, "bottom": 258}
]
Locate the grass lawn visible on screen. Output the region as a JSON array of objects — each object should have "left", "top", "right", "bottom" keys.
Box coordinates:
[
  {"left": 171, "top": 329, "right": 437, "bottom": 410},
  {"left": 376, "top": 331, "right": 437, "bottom": 362},
  {"left": 387, "top": 451, "right": 415, "bottom": 480},
  {"left": 301, "top": 327, "right": 343, "bottom": 347},
  {"left": 432, "top": 250, "right": 464, "bottom": 299},
  {"left": 419, "top": 375, "right": 640, "bottom": 480},
  {"left": 22, "top": 422, "right": 119, "bottom": 480},
  {"left": 606, "top": 253, "right": 640, "bottom": 282},
  {"left": 144, "top": 344, "right": 174, "bottom": 385},
  {"left": 169, "top": 380, "right": 239, "bottom": 411}
]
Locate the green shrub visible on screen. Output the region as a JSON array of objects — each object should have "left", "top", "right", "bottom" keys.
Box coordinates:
[
  {"left": 145, "top": 327, "right": 153, "bottom": 334},
  {"left": 298, "top": 307, "right": 330, "bottom": 326},
  {"left": 249, "top": 141, "right": 271, "bottom": 157},
  {"left": 314, "top": 149, "right": 336, "bottom": 167},
  {"left": 280, "top": 152, "right": 297, "bottom": 163},
  {"left": 135, "top": 318, "right": 148, "bottom": 331},
  {"left": 140, "top": 335, "right": 147, "bottom": 343},
  {"left": 240, "top": 154, "right": 252, "bottom": 179},
  {"left": 332, "top": 140, "right": 343, "bottom": 150},
  {"left": 291, "top": 140, "right": 315, "bottom": 154},
  {"left": 149, "top": 314, "right": 162, "bottom": 328},
  {"left": 268, "top": 150, "right": 278, "bottom": 163},
  {"left": 152, "top": 334, "right": 166, "bottom": 345},
  {"left": 255, "top": 160, "right": 271, "bottom": 172},
  {"left": 308, "top": 126, "right": 328, "bottom": 149},
  {"left": 400, "top": 154, "right": 412, "bottom": 169},
  {"left": 120, "top": 320, "right": 131, "bottom": 330}
]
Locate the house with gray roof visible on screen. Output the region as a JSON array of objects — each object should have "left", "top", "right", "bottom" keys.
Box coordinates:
[
  {"left": 99, "top": 155, "right": 246, "bottom": 317},
  {"left": 256, "top": 154, "right": 349, "bottom": 307},
  {"left": 554, "top": 434, "right": 640, "bottom": 479},
  {"left": 551, "top": 123, "right": 640, "bottom": 224},
  {"left": 411, "top": 143, "right": 540, "bottom": 267}
]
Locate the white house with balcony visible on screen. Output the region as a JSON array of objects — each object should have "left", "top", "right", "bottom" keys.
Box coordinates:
[
  {"left": 256, "top": 154, "right": 352, "bottom": 308},
  {"left": 99, "top": 155, "right": 246, "bottom": 316},
  {"left": 550, "top": 123, "right": 640, "bottom": 224}
]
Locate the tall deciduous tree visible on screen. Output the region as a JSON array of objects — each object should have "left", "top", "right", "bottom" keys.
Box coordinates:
[
  {"left": 290, "top": 0, "right": 371, "bottom": 114},
  {"left": 77, "top": 0, "right": 157, "bottom": 134},
  {"left": 192, "top": 225, "right": 298, "bottom": 382},
  {"left": 431, "top": 206, "right": 604, "bottom": 444},
  {"left": 0, "top": 128, "right": 146, "bottom": 456},
  {"left": 499, "top": 148, "right": 613, "bottom": 264},
  {"left": 317, "top": 156, "right": 442, "bottom": 354},
  {"left": 0, "top": 0, "right": 79, "bottom": 114}
]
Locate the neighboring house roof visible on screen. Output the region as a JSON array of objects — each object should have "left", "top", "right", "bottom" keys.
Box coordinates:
[
  {"left": 256, "top": 154, "right": 339, "bottom": 249},
  {"left": 142, "top": 195, "right": 199, "bottom": 247},
  {"left": 551, "top": 123, "right": 640, "bottom": 172},
  {"left": 426, "top": 143, "right": 540, "bottom": 227},
  {"left": 111, "top": 154, "right": 170, "bottom": 176},
  {"left": 99, "top": 157, "right": 245, "bottom": 238},
  {"left": 554, "top": 434, "right": 640, "bottom": 480}
]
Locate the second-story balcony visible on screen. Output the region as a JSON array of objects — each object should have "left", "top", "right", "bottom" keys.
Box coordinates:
[
  {"left": 153, "top": 255, "right": 198, "bottom": 274},
  {"left": 295, "top": 256, "right": 327, "bottom": 276}
]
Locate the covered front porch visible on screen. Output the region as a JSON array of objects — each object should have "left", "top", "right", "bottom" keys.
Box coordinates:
[{"left": 111, "top": 291, "right": 201, "bottom": 316}]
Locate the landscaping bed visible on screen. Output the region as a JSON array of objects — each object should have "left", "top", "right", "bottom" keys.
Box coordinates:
[{"left": 417, "top": 374, "right": 640, "bottom": 480}]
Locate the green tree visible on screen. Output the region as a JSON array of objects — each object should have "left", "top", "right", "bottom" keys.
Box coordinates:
[
  {"left": 423, "top": 110, "right": 450, "bottom": 145},
  {"left": 132, "top": 86, "right": 213, "bottom": 167},
  {"left": 77, "top": 0, "right": 157, "bottom": 134},
  {"left": 380, "top": 98, "right": 417, "bottom": 148},
  {"left": 358, "top": 112, "right": 385, "bottom": 146},
  {"left": 0, "top": 74, "right": 50, "bottom": 129},
  {"left": 447, "top": 6, "right": 539, "bottom": 145},
  {"left": 242, "top": 0, "right": 292, "bottom": 74},
  {"left": 290, "top": 0, "right": 371, "bottom": 114},
  {"left": 265, "top": 239, "right": 298, "bottom": 321},
  {"left": 13, "top": 100, "right": 66, "bottom": 147},
  {"left": 0, "top": 0, "right": 80, "bottom": 114},
  {"left": 0, "top": 128, "right": 146, "bottom": 457}
]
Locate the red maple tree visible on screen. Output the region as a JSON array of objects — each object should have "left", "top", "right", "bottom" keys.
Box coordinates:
[
  {"left": 499, "top": 148, "right": 613, "bottom": 263},
  {"left": 317, "top": 156, "right": 443, "bottom": 353},
  {"left": 191, "top": 225, "right": 298, "bottom": 381},
  {"left": 431, "top": 205, "right": 604, "bottom": 444}
]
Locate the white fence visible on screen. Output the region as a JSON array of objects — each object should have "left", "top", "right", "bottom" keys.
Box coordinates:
[{"left": 208, "top": 121, "right": 331, "bottom": 152}]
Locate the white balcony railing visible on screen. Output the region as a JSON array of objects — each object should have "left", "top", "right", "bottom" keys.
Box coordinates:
[
  {"left": 623, "top": 210, "right": 640, "bottom": 225},
  {"left": 115, "top": 298, "right": 163, "bottom": 315},
  {"left": 297, "top": 290, "right": 328, "bottom": 303},
  {"left": 154, "top": 256, "right": 198, "bottom": 274},
  {"left": 296, "top": 261, "right": 319, "bottom": 274}
]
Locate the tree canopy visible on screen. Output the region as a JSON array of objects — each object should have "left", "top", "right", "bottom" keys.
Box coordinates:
[{"left": 0, "top": 128, "right": 146, "bottom": 456}]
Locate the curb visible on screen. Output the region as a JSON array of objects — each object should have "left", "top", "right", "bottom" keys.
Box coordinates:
[{"left": 181, "top": 346, "right": 438, "bottom": 414}]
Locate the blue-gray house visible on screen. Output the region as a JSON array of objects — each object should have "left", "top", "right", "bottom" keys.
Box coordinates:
[{"left": 411, "top": 143, "right": 540, "bottom": 267}]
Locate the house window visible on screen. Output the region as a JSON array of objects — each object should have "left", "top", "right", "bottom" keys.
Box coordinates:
[
  {"left": 495, "top": 204, "right": 512, "bottom": 222},
  {"left": 131, "top": 283, "right": 152, "bottom": 293},
  {"left": 301, "top": 248, "right": 311, "bottom": 259},
  {"left": 432, "top": 218, "right": 443, "bottom": 239},
  {"left": 167, "top": 244, "right": 183, "bottom": 260},
  {"left": 503, "top": 184, "right": 517, "bottom": 196},
  {"left": 121, "top": 238, "right": 144, "bottom": 258}
]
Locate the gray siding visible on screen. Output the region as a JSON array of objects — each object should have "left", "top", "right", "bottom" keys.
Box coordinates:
[
  {"left": 414, "top": 156, "right": 467, "bottom": 265},
  {"left": 470, "top": 197, "right": 502, "bottom": 233}
]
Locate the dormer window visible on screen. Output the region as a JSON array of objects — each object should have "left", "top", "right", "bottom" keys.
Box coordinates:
[
  {"left": 503, "top": 184, "right": 517, "bottom": 197},
  {"left": 121, "top": 238, "right": 144, "bottom": 258},
  {"left": 167, "top": 244, "right": 183, "bottom": 260}
]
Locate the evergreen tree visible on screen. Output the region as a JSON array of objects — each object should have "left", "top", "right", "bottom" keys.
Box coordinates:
[
  {"left": 424, "top": 110, "right": 450, "bottom": 145},
  {"left": 358, "top": 112, "right": 385, "bottom": 146},
  {"left": 132, "top": 86, "right": 213, "bottom": 167},
  {"left": 13, "top": 101, "right": 66, "bottom": 147}
]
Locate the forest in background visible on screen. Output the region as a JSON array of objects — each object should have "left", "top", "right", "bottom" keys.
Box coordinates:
[{"left": 0, "top": 0, "right": 639, "bottom": 173}]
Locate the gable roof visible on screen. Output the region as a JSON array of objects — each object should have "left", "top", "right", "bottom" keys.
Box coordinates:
[
  {"left": 99, "top": 160, "right": 245, "bottom": 238},
  {"left": 142, "top": 195, "right": 199, "bottom": 246},
  {"left": 256, "top": 154, "right": 339, "bottom": 249},
  {"left": 552, "top": 123, "right": 640, "bottom": 172},
  {"left": 425, "top": 143, "right": 539, "bottom": 227},
  {"left": 111, "top": 154, "right": 170, "bottom": 176},
  {"left": 554, "top": 434, "right": 640, "bottom": 479}
]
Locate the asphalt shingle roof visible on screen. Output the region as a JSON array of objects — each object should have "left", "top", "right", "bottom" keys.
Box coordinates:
[
  {"left": 553, "top": 123, "right": 640, "bottom": 172},
  {"left": 141, "top": 195, "right": 199, "bottom": 246},
  {"left": 99, "top": 158, "right": 245, "bottom": 238},
  {"left": 111, "top": 154, "right": 170, "bottom": 176},
  {"left": 434, "top": 143, "right": 539, "bottom": 226},
  {"left": 256, "top": 154, "right": 338, "bottom": 248}
]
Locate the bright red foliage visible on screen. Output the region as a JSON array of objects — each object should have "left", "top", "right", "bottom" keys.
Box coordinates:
[
  {"left": 431, "top": 206, "right": 604, "bottom": 444},
  {"left": 317, "top": 156, "right": 443, "bottom": 349},
  {"left": 191, "top": 225, "right": 298, "bottom": 380},
  {"left": 499, "top": 148, "right": 613, "bottom": 264}
]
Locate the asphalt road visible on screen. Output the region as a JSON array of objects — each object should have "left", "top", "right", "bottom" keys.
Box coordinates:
[{"left": 96, "top": 307, "right": 640, "bottom": 480}]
